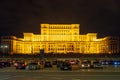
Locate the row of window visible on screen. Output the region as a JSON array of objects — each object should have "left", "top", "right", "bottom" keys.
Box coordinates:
[
  {"left": 45, "top": 26, "right": 72, "bottom": 29},
  {"left": 48, "top": 48, "right": 74, "bottom": 51},
  {"left": 48, "top": 30, "right": 71, "bottom": 32},
  {"left": 43, "top": 33, "right": 78, "bottom": 35}
]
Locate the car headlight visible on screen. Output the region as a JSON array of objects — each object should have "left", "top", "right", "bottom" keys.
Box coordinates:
[
  {"left": 114, "top": 62, "right": 117, "bottom": 65},
  {"left": 88, "top": 64, "right": 90, "bottom": 67},
  {"left": 82, "top": 64, "right": 84, "bottom": 67}
]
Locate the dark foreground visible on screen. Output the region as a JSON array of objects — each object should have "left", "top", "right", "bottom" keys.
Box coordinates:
[{"left": 0, "top": 72, "right": 120, "bottom": 80}]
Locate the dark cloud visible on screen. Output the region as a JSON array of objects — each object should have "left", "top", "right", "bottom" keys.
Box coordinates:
[{"left": 0, "top": 0, "right": 120, "bottom": 37}]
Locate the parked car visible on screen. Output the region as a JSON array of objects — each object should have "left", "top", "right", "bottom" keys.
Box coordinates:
[
  {"left": 52, "top": 60, "right": 57, "bottom": 65},
  {"left": 0, "top": 61, "right": 11, "bottom": 68},
  {"left": 101, "top": 60, "right": 109, "bottom": 65},
  {"left": 69, "top": 60, "right": 80, "bottom": 70},
  {"left": 56, "top": 61, "right": 63, "bottom": 68},
  {"left": 60, "top": 62, "right": 72, "bottom": 70},
  {"left": 113, "top": 60, "right": 120, "bottom": 65},
  {"left": 80, "top": 60, "right": 91, "bottom": 69},
  {"left": 69, "top": 60, "right": 77, "bottom": 65},
  {"left": 15, "top": 62, "right": 26, "bottom": 69},
  {"left": 101, "top": 60, "right": 120, "bottom": 65},
  {"left": 4, "top": 61, "right": 11, "bottom": 67},
  {"left": 25, "top": 62, "right": 40, "bottom": 70},
  {"left": 44, "top": 61, "right": 52, "bottom": 68},
  {"left": 0, "top": 62, "right": 4, "bottom": 68},
  {"left": 92, "top": 61, "right": 103, "bottom": 69}
]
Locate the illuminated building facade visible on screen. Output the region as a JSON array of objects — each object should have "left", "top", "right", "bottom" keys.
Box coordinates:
[{"left": 0, "top": 24, "right": 119, "bottom": 54}]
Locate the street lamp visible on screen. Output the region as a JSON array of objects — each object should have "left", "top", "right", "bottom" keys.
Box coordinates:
[{"left": 54, "top": 44, "right": 57, "bottom": 59}]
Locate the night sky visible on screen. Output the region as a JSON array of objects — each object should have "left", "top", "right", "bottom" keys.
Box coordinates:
[{"left": 0, "top": 0, "right": 120, "bottom": 38}]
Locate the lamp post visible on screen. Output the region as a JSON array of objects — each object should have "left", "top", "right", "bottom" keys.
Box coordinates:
[
  {"left": 31, "top": 46, "right": 34, "bottom": 59},
  {"left": 54, "top": 44, "right": 57, "bottom": 59}
]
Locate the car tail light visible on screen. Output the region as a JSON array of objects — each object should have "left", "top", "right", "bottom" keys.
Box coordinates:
[
  {"left": 22, "top": 64, "right": 25, "bottom": 66},
  {"left": 70, "top": 61, "right": 76, "bottom": 64},
  {"left": 14, "top": 63, "right": 18, "bottom": 67}
]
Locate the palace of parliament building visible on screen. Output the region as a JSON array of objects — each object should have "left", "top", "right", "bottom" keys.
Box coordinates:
[{"left": 0, "top": 24, "right": 119, "bottom": 54}]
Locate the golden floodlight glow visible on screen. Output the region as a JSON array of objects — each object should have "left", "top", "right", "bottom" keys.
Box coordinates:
[{"left": 1, "top": 24, "right": 119, "bottom": 54}]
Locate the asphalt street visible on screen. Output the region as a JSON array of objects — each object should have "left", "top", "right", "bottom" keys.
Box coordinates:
[
  {"left": 0, "top": 72, "right": 120, "bottom": 80},
  {"left": 0, "top": 66, "right": 120, "bottom": 80}
]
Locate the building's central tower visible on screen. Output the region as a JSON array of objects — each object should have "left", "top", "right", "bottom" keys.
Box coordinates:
[
  {"left": 41, "top": 24, "right": 80, "bottom": 35},
  {"left": 40, "top": 24, "right": 80, "bottom": 41}
]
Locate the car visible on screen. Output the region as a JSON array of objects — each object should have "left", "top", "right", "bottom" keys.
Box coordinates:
[
  {"left": 0, "top": 62, "right": 4, "bottom": 68},
  {"left": 15, "top": 62, "right": 26, "bottom": 69},
  {"left": 69, "top": 60, "right": 77, "bottom": 65},
  {"left": 25, "top": 62, "right": 40, "bottom": 70},
  {"left": 80, "top": 60, "right": 91, "bottom": 69},
  {"left": 92, "top": 61, "right": 103, "bottom": 69},
  {"left": 44, "top": 61, "right": 52, "bottom": 68},
  {"left": 0, "top": 61, "right": 11, "bottom": 68},
  {"left": 60, "top": 62, "right": 72, "bottom": 70},
  {"left": 52, "top": 60, "right": 57, "bottom": 65},
  {"left": 113, "top": 61, "right": 120, "bottom": 65},
  {"left": 0, "top": 62, "right": 6, "bottom": 68},
  {"left": 101, "top": 60, "right": 109, "bottom": 65},
  {"left": 69, "top": 60, "right": 80, "bottom": 70},
  {"left": 4, "top": 61, "right": 11, "bottom": 67},
  {"left": 56, "top": 61, "right": 63, "bottom": 68}
]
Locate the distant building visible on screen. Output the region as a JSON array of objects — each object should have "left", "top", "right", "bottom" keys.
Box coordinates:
[{"left": 0, "top": 24, "right": 119, "bottom": 54}]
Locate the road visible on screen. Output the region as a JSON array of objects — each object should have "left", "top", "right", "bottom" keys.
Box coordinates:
[
  {"left": 0, "top": 72, "right": 120, "bottom": 80},
  {"left": 0, "top": 66, "right": 120, "bottom": 80}
]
